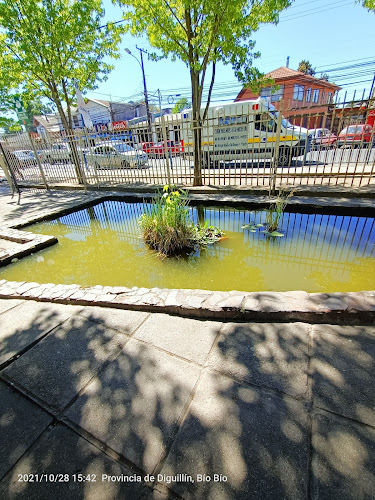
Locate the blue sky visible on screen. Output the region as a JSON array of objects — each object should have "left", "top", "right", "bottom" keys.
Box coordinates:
[{"left": 91, "top": 0, "right": 375, "bottom": 108}]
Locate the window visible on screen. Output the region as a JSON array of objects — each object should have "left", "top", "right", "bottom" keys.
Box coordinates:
[
  {"left": 219, "top": 116, "right": 248, "bottom": 125},
  {"left": 293, "top": 84, "right": 305, "bottom": 101},
  {"left": 305, "top": 88, "right": 311, "bottom": 102},
  {"left": 254, "top": 113, "right": 277, "bottom": 133},
  {"left": 326, "top": 92, "right": 332, "bottom": 104},
  {"left": 312, "top": 89, "right": 320, "bottom": 103},
  {"left": 260, "top": 85, "right": 284, "bottom": 102},
  {"left": 321, "top": 91, "right": 325, "bottom": 103}
]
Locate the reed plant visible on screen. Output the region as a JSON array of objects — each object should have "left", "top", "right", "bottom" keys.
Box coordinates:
[
  {"left": 241, "top": 189, "right": 293, "bottom": 238},
  {"left": 266, "top": 189, "right": 294, "bottom": 233}
]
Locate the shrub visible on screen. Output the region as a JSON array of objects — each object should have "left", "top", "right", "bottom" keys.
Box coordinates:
[{"left": 139, "top": 186, "right": 224, "bottom": 256}]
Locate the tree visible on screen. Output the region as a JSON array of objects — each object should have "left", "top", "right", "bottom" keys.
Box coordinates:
[
  {"left": 298, "top": 60, "right": 316, "bottom": 76},
  {"left": 0, "top": 117, "right": 22, "bottom": 134},
  {"left": 0, "top": 0, "right": 123, "bottom": 181},
  {"left": 320, "top": 73, "right": 329, "bottom": 82},
  {"left": 116, "top": 0, "right": 291, "bottom": 185},
  {"left": 360, "top": 0, "right": 375, "bottom": 10},
  {"left": 172, "top": 97, "right": 191, "bottom": 113}
]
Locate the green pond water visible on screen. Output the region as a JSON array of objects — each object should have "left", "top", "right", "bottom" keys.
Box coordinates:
[{"left": 1, "top": 200, "right": 374, "bottom": 292}]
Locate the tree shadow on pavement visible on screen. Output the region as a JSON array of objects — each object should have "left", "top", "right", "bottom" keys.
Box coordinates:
[{"left": 0, "top": 304, "right": 374, "bottom": 500}]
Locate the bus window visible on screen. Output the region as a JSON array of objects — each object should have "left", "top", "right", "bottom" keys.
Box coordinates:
[
  {"left": 254, "top": 113, "right": 277, "bottom": 133},
  {"left": 219, "top": 116, "right": 248, "bottom": 125}
]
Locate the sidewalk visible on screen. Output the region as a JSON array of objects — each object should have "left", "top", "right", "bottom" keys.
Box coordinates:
[
  {"left": 0, "top": 298, "right": 374, "bottom": 499},
  {"left": 0, "top": 185, "right": 374, "bottom": 499}
]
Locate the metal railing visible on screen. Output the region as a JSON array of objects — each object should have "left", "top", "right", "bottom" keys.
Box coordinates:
[{"left": 1, "top": 97, "right": 374, "bottom": 193}]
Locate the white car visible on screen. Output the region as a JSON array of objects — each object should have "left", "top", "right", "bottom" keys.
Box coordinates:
[
  {"left": 85, "top": 143, "right": 148, "bottom": 169},
  {"left": 39, "top": 143, "right": 73, "bottom": 164}
]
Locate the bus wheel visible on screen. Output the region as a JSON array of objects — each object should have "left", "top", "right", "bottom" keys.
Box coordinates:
[{"left": 278, "top": 148, "right": 292, "bottom": 167}]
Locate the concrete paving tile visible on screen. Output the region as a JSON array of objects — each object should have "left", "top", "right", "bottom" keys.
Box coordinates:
[
  {"left": 312, "top": 324, "right": 375, "bottom": 426},
  {"left": 0, "top": 301, "right": 82, "bottom": 367},
  {"left": 0, "top": 381, "right": 52, "bottom": 481},
  {"left": 311, "top": 411, "right": 375, "bottom": 500},
  {"left": 159, "top": 370, "right": 309, "bottom": 500},
  {"left": 2, "top": 314, "right": 130, "bottom": 412},
  {"left": 207, "top": 322, "right": 311, "bottom": 398},
  {"left": 0, "top": 298, "right": 23, "bottom": 314},
  {"left": 134, "top": 313, "right": 222, "bottom": 365},
  {"left": 65, "top": 338, "right": 202, "bottom": 473},
  {"left": 0, "top": 424, "right": 152, "bottom": 500},
  {"left": 78, "top": 305, "right": 149, "bottom": 334}
]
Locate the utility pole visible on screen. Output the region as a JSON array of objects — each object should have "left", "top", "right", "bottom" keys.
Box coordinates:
[{"left": 125, "top": 47, "right": 152, "bottom": 140}]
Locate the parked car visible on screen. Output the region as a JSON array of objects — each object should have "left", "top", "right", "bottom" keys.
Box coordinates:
[
  {"left": 8, "top": 150, "right": 38, "bottom": 169},
  {"left": 141, "top": 140, "right": 183, "bottom": 158},
  {"left": 141, "top": 142, "right": 156, "bottom": 155},
  {"left": 85, "top": 142, "right": 148, "bottom": 169},
  {"left": 337, "top": 124, "right": 374, "bottom": 148},
  {"left": 39, "top": 143, "right": 73, "bottom": 163},
  {"left": 308, "top": 128, "right": 337, "bottom": 149}
]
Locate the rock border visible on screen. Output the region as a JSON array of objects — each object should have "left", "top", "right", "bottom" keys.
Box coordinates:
[
  {"left": 0, "top": 280, "right": 374, "bottom": 324},
  {"left": 0, "top": 227, "right": 57, "bottom": 267}
]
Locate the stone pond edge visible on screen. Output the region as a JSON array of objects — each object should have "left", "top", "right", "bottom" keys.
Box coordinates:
[{"left": 0, "top": 279, "right": 374, "bottom": 324}]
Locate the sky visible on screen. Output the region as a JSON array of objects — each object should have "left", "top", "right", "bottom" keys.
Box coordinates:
[{"left": 90, "top": 0, "right": 375, "bottom": 109}]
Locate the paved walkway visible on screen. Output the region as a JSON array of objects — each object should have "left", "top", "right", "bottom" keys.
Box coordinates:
[
  {"left": 0, "top": 298, "right": 374, "bottom": 499},
  {"left": 0, "top": 186, "right": 374, "bottom": 499}
]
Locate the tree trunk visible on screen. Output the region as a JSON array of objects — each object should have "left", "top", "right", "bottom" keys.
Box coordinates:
[
  {"left": 54, "top": 98, "right": 84, "bottom": 185},
  {"left": 191, "top": 71, "right": 203, "bottom": 186}
]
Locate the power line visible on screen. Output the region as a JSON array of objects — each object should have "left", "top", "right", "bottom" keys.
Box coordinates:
[{"left": 280, "top": 0, "right": 354, "bottom": 22}]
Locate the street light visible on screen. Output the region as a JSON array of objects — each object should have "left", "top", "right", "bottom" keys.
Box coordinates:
[{"left": 124, "top": 47, "right": 152, "bottom": 138}]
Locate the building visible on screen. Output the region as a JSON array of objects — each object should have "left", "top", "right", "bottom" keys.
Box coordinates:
[
  {"left": 33, "top": 114, "right": 62, "bottom": 138},
  {"left": 235, "top": 66, "right": 341, "bottom": 128},
  {"left": 33, "top": 99, "right": 147, "bottom": 137},
  {"left": 71, "top": 99, "right": 147, "bottom": 131}
]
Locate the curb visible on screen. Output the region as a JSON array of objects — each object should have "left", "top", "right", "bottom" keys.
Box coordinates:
[{"left": 0, "top": 280, "right": 374, "bottom": 325}]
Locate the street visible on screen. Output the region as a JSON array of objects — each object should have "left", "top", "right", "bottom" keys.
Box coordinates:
[{"left": 16, "top": 145, "right": 375, "bottom": 188}]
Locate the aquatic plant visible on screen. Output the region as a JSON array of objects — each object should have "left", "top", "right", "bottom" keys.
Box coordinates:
[
  {"left": 139, "top": 185, "right": 224, "bottom": 256},
  {"left": 265, "top": 190, "right": 294, "bottom": 234},
  {"left": 242, "top": 190, "right": 293, "bottom": 238}
]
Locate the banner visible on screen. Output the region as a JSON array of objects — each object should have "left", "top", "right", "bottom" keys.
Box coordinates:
[{"left": 74, "top": 82, "right": 93, "bottom": 129}]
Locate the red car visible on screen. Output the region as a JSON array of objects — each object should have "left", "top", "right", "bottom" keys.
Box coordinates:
[
  {"left": 141, "top": 140, "right": 183, "bottom": 158},
  {"left": 337, "top": 124, "right": 374, "bottom": 148},
  {"left": 308, "top": 128, "right": 337, "bottom": 149}
]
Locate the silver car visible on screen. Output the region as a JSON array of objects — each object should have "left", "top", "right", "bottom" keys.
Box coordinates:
[
  {"left": 12, "top": 150, "right": 38, "bottom": 166},
  {"left": 86, "top": 143, "right": 148, "bottom": 169}
]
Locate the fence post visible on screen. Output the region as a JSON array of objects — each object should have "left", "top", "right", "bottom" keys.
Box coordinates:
[
  {"left": 161, "top": 114, "right": 171, "bottom": 185},
  {"left": 28, "top": 132, "right": 49, "bottom": 189},
  {"left": 269, "top": 99, "right": 283, "bottom": 196},
  {"left": 0, "top": 141, "right": 21, "bottom": 201}
]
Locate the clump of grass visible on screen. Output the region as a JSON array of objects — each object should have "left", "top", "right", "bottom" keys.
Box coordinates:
[
  {"left": 139, "top": 185, "right": 224, "bottom": 256},
  {"left": 266, "top": 189, "right": 294, "bottom": 233}
]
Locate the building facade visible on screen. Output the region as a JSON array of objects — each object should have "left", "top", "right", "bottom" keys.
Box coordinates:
[{"left": 235, "top": 67, "right": 341, "bottom": 129}]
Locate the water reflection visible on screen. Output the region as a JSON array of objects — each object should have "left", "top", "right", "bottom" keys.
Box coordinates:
[{"left": 1, "top": 201, "right": 374, "bottom": 292}]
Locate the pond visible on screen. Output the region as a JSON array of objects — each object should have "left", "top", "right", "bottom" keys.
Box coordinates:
[{"left": 0, "top": 200, "right": 374, "bottom": 293}]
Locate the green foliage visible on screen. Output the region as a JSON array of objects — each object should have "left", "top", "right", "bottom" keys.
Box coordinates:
[
  {"left": 0, "top": 0, "right": 123, "bottom": 130},
  {"left": 360, "top": 0, "right": 375, "bottom": 11},
  {"left": 241, "top": 190, "right": 293, "bottom": 238},
  {"left": 265, "top": 189, "right": 293, "bottom": 234},
  {"left": 139, "top": 185, "right": 224, "bottom": 256},
  {"left": 0, "top": 116, "right": 21, "bottom": 133},
  {"left": 116, "top": 0, "right": 292, "bottom": 185},
  {"left": 298, "top": 60, "right": 316, "bottom": 76},
  {"left": 172, "top": 98, "right": 191, "bottom": 113},
  {"left": 320, "top": 73, "right": 329, "bottom": 82}
]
